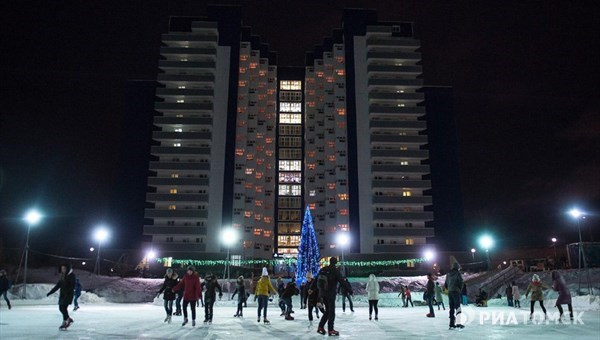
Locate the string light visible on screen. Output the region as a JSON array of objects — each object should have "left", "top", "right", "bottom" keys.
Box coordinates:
[{"left": 155, "top": 257, "right": 425, "bottom": 267}]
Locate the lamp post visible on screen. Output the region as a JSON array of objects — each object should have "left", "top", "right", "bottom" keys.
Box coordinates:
[
  {"left": 93, "top": 227, "right": 109, "bottom": 275},
  {"left": 145, "top": 250, "right": 156, "bottom": 277},
  {"left": 22, "top": 209, "right": 43, "bottom": 298},
  {"left": 221, "top": 228, "right": 238, "bottom": 281},
  {"left": 479, "top": 235, "right": 494, "bottom": 270},
  {"left": 471, "top": 248, "right": 476, "bottom": 262},
  {"left": 551, "top": 237, "right": 557, "bottom": 266},
  {"left": 336, "top": 232, "right": 350, "bottom": 276},
  {"left": 569, "top": 208, "right": 591, "bottom": 295}
]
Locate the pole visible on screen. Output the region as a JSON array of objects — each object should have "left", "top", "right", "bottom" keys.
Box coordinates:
[
  {"left": 576, "top": 218, "right": 592, "bottom": 295},
  {"left": 23, "top": 224, "right": 31, "bottom": 299},
  {"left": 471, "top": 252, "right": 474, "bottom": 262},
  {"left": 341, "top": 246, "right": 345, "bottom": 276},
  {"left": 95, "top": 241, "right": 102, "bottom": 275}
]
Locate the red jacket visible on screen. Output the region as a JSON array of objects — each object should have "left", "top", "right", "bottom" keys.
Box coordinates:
[{"left": 173, "top": 272, "right": 201, "bottom": 301}]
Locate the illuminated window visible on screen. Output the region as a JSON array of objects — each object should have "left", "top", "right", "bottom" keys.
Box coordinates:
[
  {"left": 235, "top": 148, "right": 244, "bottom": 156},
  {"left": 246, "top": 154, "right": 254, "bottom": 160},
  {"left": 328, "top": 155, "right": 336, "bottom": 162},
  {"left": 244, "top": 211, "right": 252, "bottom": 218},
  {"left": 266, "top": 137, "right": 273, "bottom": 144},
  {"left": 245, "top": 168, "right": 254, "bottom": 175},
  {"left": 178, "top": 86, "right": 186, "bottom": 89},
  {"left": 171, "top": 173, "right": 179, "bottom": 178},
  {"left": 405, "top": 239, "right": 414, "bottom": 245},
  {"left": 279, "top": 136, "right": 302, "bottom": 147},
  {"left": 264, "top": 230, "right": 272, "bottom": 237},
  {"left": 338, "top": 224, "right": 349, "bottom": 231},
  {"left": 335, "top": 69, "right": 345, "bottom": 76},
  {"left": 279, "top": 125, "right": 302, "bottom": 135},
  {"left": 170, "top": 189, "right": 178, "bottom": 194},
  {"left": 264, "top": 216, "right": 272, "bottom": 223},
  {"left": 339, "top": 209, "right": 348, "bottom": 216},
  {"left": 239, "top": 67, "right": 247, "bottom": 74},
  {"left": 338, "top": 193, "right": 348, "bottom": 200},
  {"left": 335, "top": 56, "right": 344, "bottom": 63},
  {"left": 309, "top": 190, "right": 316, "bottom": 197},
  {"left": 278, "top": 210, "right": 301, "bottom": 221},
  {"left": 240, "top": 55, "right": 248, "bottom": 61},
  {"left": 173, "top": 143, "right": 181, "bottom": 147},
  {"left": 307, "top": 163, "right": 316, "bottom": 170},
  {"left": 401, "top": 161, "right": 409, "bottom": 165},
  {"left": 316, "top": 71, "right": 324, "bottom": 78},
  {"left": 278, "top": 160, "right": 302, "bottom": 171},
  {"left": 254, "top": 228, "right": 262, "bottom": 236},
  {"left": 168, "top": 205, "right": 176, "bottom": 210},
  {"left": 407, "top": 260, "right": 415, "bottom": 268},
  {"left": 279, "top": 172, "right": 302, "bottom": 183},
  {"left": 174, "top": 128, "right": 183, "bottom": 132},
  {"left": 279, "top": 80, "right": 302, "bottom": 90},
  {"left": 278, "top": 184, "right": 301, "bottom": 196},
  {"left": 243, "top": 240, "right": 252, "bottom": 248},
  {"left": 255, "top": 200, "right": 263, "bottom": 207},
  {"left": 307, "top": 151, "right": 316, "bottom": 157},
  {"left": 279, "top": 149, "right": 302, "bottom": 159},
  {"left": 336, "top": 108, "right": 346, "bottom": 116},
  {"left": 278, "top": 235, "right": 301, "bottom": 246},
  {"left": 328, "top": 183, "right": 336, "bottom": 190},
  {"left": 279, "top": 91, "right": 302, "bottom": 101},
  {"left": 176, "top": 99, "right": 185, "bottom": 103},
  {"left": 280, "top": 102, "right": 302, "bottom": 113},
  {"left": 403, "top": 191, "right": 412, "bottom": 197}
]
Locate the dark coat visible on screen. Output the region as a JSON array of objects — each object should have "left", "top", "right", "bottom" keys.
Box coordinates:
[
  {"left": 552, "top": 271, "right": 572, "bottom": 305},
  {"left": 337, "top": 279, "right": 353, "bottom": 295},
  {"left": 461, "top": 284, "right": 467, "bottom": 295},
  {"left": 505, "top": 286, "right": 513, "bottom": 299},
  {"left": 317, "top": 264, "right": 348, "bottom": 299},
  {"left": 74, "top": 280, "right": 82, "bottom": 297},
  {"left": 444, "top": 268, "right": 464, "bottom": 293},
  {"left": 307, "top": 279, "right": 319, "bottom": 306},
  {"left": 425, "top": 279, "right": 435, "bottom": 299},
  {"left": 173, "top": 272, "right": 201, "bottom": 301},
  {"left": 48, "top": 269, "right": 76, "bottom": 305},
  {"left": 231, "top": 282, "right": 246, "bottom": 303},
  {"left": 0, "top": 275, "right": 9, "bottom": 292},
  {"left": 159, "top": 275, "right": 178, "bottom": 301},
  {"left": 201, "top": 276, "right": 222, "bottom": 302},
  {"left": 282, "top": 282, "right": 299, "bottom": 299}
]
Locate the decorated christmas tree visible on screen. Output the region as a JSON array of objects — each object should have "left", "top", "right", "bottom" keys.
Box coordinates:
[{"left": 296, "top": 206, "right": 321, "bottom": 285}]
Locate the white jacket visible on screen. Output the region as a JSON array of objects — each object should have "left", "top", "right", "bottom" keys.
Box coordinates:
[{"left": 366, "top": 274, "right": 380, "bottom": 300}]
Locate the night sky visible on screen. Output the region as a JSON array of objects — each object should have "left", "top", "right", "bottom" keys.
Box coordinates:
[{"left": 1, "top": 1, "right": 598, "bottom": 257}]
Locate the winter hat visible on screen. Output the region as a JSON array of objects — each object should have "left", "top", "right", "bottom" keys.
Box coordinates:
[
  {"left": 187, "top": 265, "right": 195, "bottom": 272},
  {"left": 166, "top": 268, "right": 173, "bottom": 276},
  {"left": 262, "top": 267, "right": 269, "bottom": 276},
  {"left": 532, "top": 274, "right": 540, "bottom": 282},
  {"left": 306, "top": 272, "right": 314, "bottom": 279},
  {"left": 452, "top": 262, "right": 460, "bottom": 270},
  {"left": 330, "top": 256, "right": 338, "bottom": 266}
]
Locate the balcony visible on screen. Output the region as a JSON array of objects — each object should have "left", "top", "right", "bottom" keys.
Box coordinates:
[
  {"left": 160, "top": 47, "right": 217, "bottom": 56},
  {"left": 372, "top": 196, "right": 432, "bottom": 205},
  {"left": 371, "top": 150, "right": 429, "bottom": 158},
  {"left": 144, "top": 209, "right": 209, "bottom": 218},
  {"left": 373, "top": 244, "right": 424, "bottom": 253},
  {"left": 150, "top": 243, "right": 207, "bottom": 252},
  {"left": 154, "top": 102, "right": 212, "bottom": 112},
  {"left": 373, "top": 227, "right": 435, "bottom": 237},
  {"left": 148, "top": 162, "right": 210, "bottom": 171},
  {"left": 144, "top": 225, "right": 207, "bottom": 235},
  {"left": 371, "top": 164, "right": 430, "bottom": 173},
  {"left": 369, "top": 106, "right": 426, "bottom": 116},
  {"left": 366, "top": 38, "right": 421, "bottom": 48},
  {"left": 153, "top": 117, "right": 212, "bottom": 126},
  {"left": 158, "top": 60, "right": 216, "bottom": 71},
  {"left": 146, "top": 193, "right": 209, "bottom": 203},
  {"left": 368, "top": 78, "right": 423, "bottom": 87},
  {"left": 157, "top": 74, "right": 215, "bottom": 83},
  {"left": 151, "top": 146, "right": 210, "bottom": 155},
  {"left": 369, "top": 120, "right": 426, "bottom": 130},
  {"left": 161, "top": 33, "right": 218, "bottom": 43},
  {"left": 372, "top": 179, "right": 431, "bottom": 188},
  {"left": 147, "top": 177, "right": 209, "bottom": 186},
  {"left": 156, "top": 88, "right": 214, "bottom": 97},
  {"left": 372, "top": 211, "right": 434, "bottom": 220},
  {"left": 367, "top": 51, "right": 421, "bottom": 61},
  {"left": 367, "top": 65, "right": 422, "bottom": 75},
  {"left": 369, "top": 92, "right": 424, "bottom": 102},
  {"left": 370, "top": 135, "right": 428, "bottom": 144},
  {"left": 153, "top": 131, "right": 212, "bottom": 140}
]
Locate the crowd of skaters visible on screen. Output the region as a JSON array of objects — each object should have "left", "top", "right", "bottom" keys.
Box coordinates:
[{"left": 0, "top": 257, "right": 577, "bottom": 334}]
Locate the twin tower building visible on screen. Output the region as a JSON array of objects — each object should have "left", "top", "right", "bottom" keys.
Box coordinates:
[{"left": 144, "top": 6, "right": 436, "bottom": 264}]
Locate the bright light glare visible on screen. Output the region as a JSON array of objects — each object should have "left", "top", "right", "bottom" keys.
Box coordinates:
[
  {"left": 569, "top": 208, "right": 582, "bottom": 219},
  {"left": 424, "top": 250, "right": 435, "bottom": 261},
  {"left": 221, "top": 228, "right": 238, "bottom": 246},
  {"left": 82, "top": 261, "right": 86, "bottom": 265},
  {"left": 94, "top": 227, "right": 109, "bottom": 243},
  {"left": 471, "top": 248, "right": 476, "bottom": 253},
  {"left": 551, "top": 237, "right": 557, "bottom": 243},
  {"left": 90, "top": 247, "right": 95, "bottom": 252},
  {"left": 24, "top": 209, "right": 43, "bottom": 225},
  {"left": 337, "top": 232, "right": 350, "bottom": 247},
  {"left": 479, "top": 235, "right": 494, "bottom": 250}
]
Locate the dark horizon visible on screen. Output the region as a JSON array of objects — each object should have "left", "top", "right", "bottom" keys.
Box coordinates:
[{"left": 1, "top": 1, "right": 598, "bottom": 259}]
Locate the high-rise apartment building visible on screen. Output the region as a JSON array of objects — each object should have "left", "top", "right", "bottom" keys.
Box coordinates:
[{"left": 144, "top": 7, "right": 435, "bottom": 261}]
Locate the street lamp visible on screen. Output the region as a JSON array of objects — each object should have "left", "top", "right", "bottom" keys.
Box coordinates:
[
  {"left": 423, "top": 249, "right": 435, "bottom": 262},
  {"left": 471, "top": 248, "right": 476, "bottom": 262},
  {"left": 221, "top": 227, "right": 238, "bottom": 281},
  {"left": 569, "top": 208, "right": 591, "bottom": 295},
  {"left": 144, "top": 250, "right": 156, "bottom": 277},
  {"left": 93, "top": 227, "right": 110, "bottom": 275},
  {"left": 478, "top": 235, "right": 494, "bottom": 270},
  {"left": 22, "top": 209, "right": 43, "bottom": 298},
  {"left": 551, "top": 237, "right": 557, "bottom": 266},
  {"left": 336, "top": 232, "right": 350, "bottom": 276}
]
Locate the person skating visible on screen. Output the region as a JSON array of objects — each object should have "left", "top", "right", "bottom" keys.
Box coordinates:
[
  {"left": 276, "top": 277, "right": 286, "bottom": 316},
  {"left": 475, "top": 288, "right": 488, "bottom": 307},
  {"left": 505, "top": 283, "right": 514, "bottom": 307},
  {"left": 46, "top": 263, "right": 76, "bottom": 330},
  {"left": 201, "top": 273, "right": 222, "bottom": 323},
  {"left": 525, "top": 274, "right": 549, "bottom": 320},
  {"left": 300, "top": 281, "right": 308, "bottom": 309},
  {"left": 511, "top": 281, "right": 521, "bottom": 308},
  {"left": 366, "top": 274, "right": 380, "bottom": 320},
  {"left": 306, "top": 272, "right": 322, "bottom": 322},
  {"left": 398, "top": 284, "right": 406, "bottom": 307},
  {"left": 255, "top": 267, "right": 277, "bottom": 323},
  {"left": 316, "top": 256, "right": 351, "bottom": 336},
  {"left": 0, "top": 269, "right": 12, "bottom": 310},
  {"left": 231, "top": 276, "right": 246, "bottom": 317},
  {"left": 281, "top": 280, "right": 299, "bottom": 320},
  {"left": 172, "top": 266, "right": 201, "bottom": 326},
  {"left": 338, "top": 278, "right": 354, "bottom": 312},
  {"left": 173, "top": 272, "right": 183, "bottom": 315},
  {"left": 157, "top": 268, "right": 178, "bottom": 323},
  {"left": 404, "top": 286, "right": 414, "bottom": 307},
  {"left": 551, "top": 271, "right": 573, "bottom": 322},
  {"left": 435, "top": 282, "right": 445, "bottom": 311},
  {"left": 72, "top": 278, "right": 82, "bottom": 311},
  {"left": 425, "top": 273, "right": 435, "bottom": 318},
  {"left": 461, "top": 283, "right": 468, "bottom": 305},
  {"left": 444, "top": 262, "right": 464, "bottom": 329}
]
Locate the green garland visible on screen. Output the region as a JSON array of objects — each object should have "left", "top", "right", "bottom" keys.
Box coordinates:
[{"left": 155, "top": 257, "right": 425, "bottom": 267}]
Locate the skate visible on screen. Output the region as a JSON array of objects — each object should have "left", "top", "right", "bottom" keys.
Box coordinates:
[
  {"left": 529, "top": 313, "right": 533, "bottom": 320},
  {"left": 257, "top": 316, "right": 261, "bottom": 323},
  {"left": 234, "top": 313, "right": 239, "bottom": 317},
  {"left": 455, "top": 324, "right": 465, "bottom": 329},
  {"left": 375, "top": 316, "right": 378, "bottom": 320},
  {"left": 203, "top": 319, "right": 209, "bottom": 324},
  {"left": 263, "top": 318, "right": 270, "bottom": 324},
  {"left": 192, "top": 320, "right": 196, "bottom": 327},
  {"left": 208, "top": 319, "right": 212, "bottom": 324},
  {"left": 544, "top": 313, "right": 548, "bottom": 321},
  {"left": 369, "top": 316, "right": 372, "bottom": 320},
  {"left": 167, "top": 315, "right": 172, "bottom": 323},
  {"left": 280, "top": 312, "right": 286, "bottom": 316},
  {"left": 317, "top": 327, "right": 326, "bottom": 335},
  {"left": 328, "top": 329, "right": 340, "bottom": 336},
  {"left": 426, "top": 313, "right": 435, "bottom": 318},
  {"left": 164, "top": 316, "right": 169, "bottom": 322},
  {"left": 59, "top": 321, "right": 67, "bottom": 331},
  {"left": 285, "top": 314, "right": 295, "bottom": 320},
  {"left": 73, "top": 306, "right": 79, "bottom": 311},
  {"left": 182, "top": 318, "right": 188, "bottom": 326},
  {"left": 351, "top": 309, "right": 354, "bottom": 312}
]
